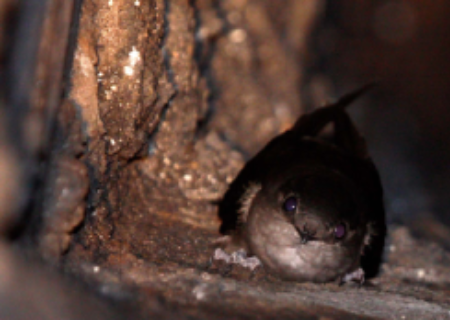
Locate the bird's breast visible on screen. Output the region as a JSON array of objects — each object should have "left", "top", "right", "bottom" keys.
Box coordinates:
[
  {"left": 264, "top": 241, "right": 356, "bottom": 282},
  {"left": 245, "top": 210, "right": 358, "bottom": 282}
]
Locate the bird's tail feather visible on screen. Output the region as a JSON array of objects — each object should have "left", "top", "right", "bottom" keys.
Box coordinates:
[{"left": 292, "top": 83, "right": 375, "bottom": 158}]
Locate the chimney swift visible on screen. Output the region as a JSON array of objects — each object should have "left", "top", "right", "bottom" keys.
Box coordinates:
[{"left": 215, "top": 85, "right": 386, "bottom": 284}]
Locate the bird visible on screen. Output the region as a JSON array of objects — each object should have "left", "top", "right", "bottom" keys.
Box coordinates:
[{"left": 214, "top": 85, "right": 386, "bottom": 284}]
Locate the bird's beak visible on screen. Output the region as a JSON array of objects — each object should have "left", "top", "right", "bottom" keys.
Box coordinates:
[
  {"left": 300, "top": 231, "right": 310, "bottom": 244},
  {"left": 295, "top": 226, "right": 311, "bottom": 244}
]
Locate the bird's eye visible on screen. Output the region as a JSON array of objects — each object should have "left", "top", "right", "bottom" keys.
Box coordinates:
[
  {"left": 334, "top": 224, "right": 346, "bottom": 239},
  {"left": 283, "top": 196, "right": 297, "bottom": 212}
]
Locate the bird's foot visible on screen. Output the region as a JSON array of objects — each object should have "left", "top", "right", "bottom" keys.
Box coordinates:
[
  {"left": 340, "top": 267, "right": 365, "bottom": 286},
  {"left": 213, "top": 248, "right": 261, "bottom": 271}
]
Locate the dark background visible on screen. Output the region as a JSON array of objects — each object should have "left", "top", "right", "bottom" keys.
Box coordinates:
[{"left": 309, "top": 0, "right": 450, "bottom": 228}]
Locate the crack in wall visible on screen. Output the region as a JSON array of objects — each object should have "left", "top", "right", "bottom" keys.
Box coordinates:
[
  {"left": 192, "top": 0, "right": 228, "bottom": 140},
  {"left": 162, "top": 0, "right": 178, "bottom": 93},
  {"left": 146, "top": 0, "right": 177, "bottom": 154}
]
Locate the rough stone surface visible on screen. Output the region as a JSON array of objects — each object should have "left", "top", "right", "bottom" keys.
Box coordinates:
[
  {"left": 66, "top": 213, "right": 450, "bottom": 320},
  {"left": 0, "top": 243, "right": 130, "bottom": 320},
  {"left": 57, "top": 0, "right": 320, "bottom": 268},
  {"left": 38, "top": 156, "right": 89, "bottom": 262}
]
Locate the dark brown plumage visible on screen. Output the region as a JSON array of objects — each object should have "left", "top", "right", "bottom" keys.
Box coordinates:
[{"left": 216, "top": 85, "right": 386, "bottom": 283}]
